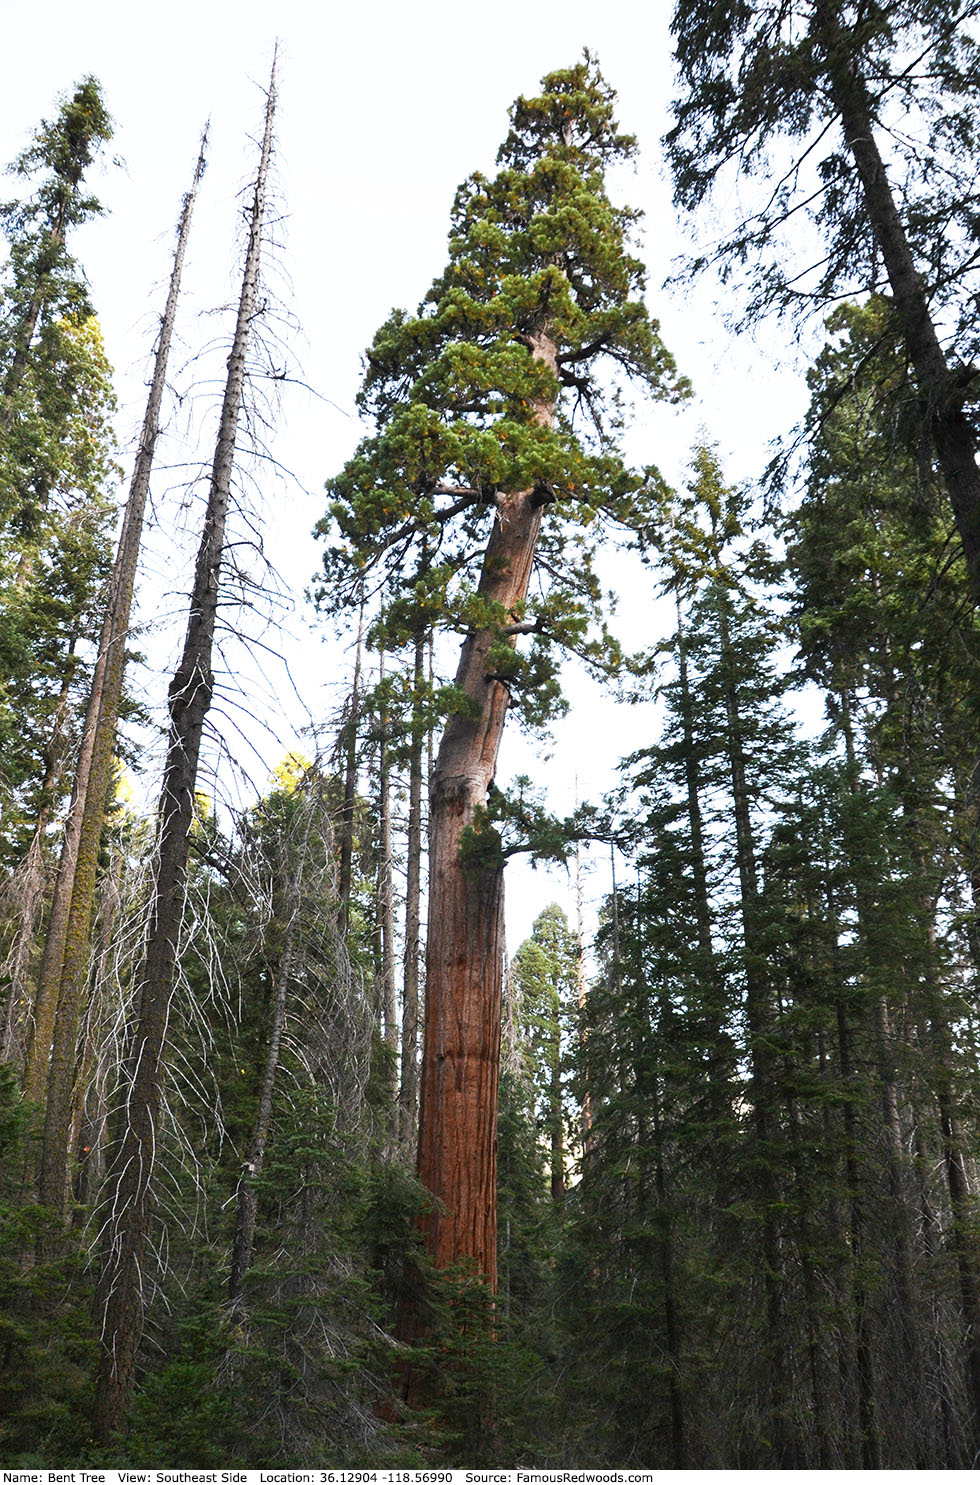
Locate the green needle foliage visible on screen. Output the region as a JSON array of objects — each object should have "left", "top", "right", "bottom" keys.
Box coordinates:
[
  {"left": 511, "top": 905, "right": 578, "bottom": 1202},
  {"left": 666, "top": 0, "right": 980, "bottom": 339},
  {"left": 0, "top": 76, "right": 113, "bottom": 537},
  {"left": 666, "top": 2, "right": 980, "bottom": 603},
  {"left": 317, "top": 53, "right": 687, "bottom": 719},
  {"left": 0, "top": 78, "right": 118, "bottom": 844},
  {"left": 0, "top": 76, "right": 112, "bottom": 385},
  {"left": 0, "top": 316, "right": 118, "bottom": 837}
]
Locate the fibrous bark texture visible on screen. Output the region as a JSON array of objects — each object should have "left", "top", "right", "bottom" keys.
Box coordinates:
[{"left": 415, "top": 333, "right": 556, "bottom": 1286}]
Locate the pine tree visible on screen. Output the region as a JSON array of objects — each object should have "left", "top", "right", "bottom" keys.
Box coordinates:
[
  {"left": 397, "top": 632, "right": 426, "bottom": 1151},
  {"left": 565, "top": 854, "right": 700, "bottom": 1465},
  {"left": 575, "top": 447, "right": 814, "bottom": 1463},
  {"left": 229, "top": 762, "right": 333, "bottom": 1309}
]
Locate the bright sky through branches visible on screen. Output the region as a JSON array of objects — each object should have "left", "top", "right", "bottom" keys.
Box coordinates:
[{"left": 1, "top": 0, "right": 809, "bottom": 944}]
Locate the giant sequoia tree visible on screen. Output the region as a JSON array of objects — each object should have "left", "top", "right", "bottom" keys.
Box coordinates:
[
  {"left": 667, "top": 0, "right": 980, "bottom": 603},
  {"left": 320, "top": 56, "right": 684, "bottom": 1287}
]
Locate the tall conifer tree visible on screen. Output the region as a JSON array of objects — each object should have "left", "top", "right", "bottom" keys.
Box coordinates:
[
  {"left": 668, "top": 0, "right": 980, "bottom": 602},
  {"left": 319, "top": 54, "right": 684, "bottom": 1294}
]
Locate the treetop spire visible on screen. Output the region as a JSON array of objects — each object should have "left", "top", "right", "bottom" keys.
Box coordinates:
[{"left": 497, "top": 52, "right": 638, "bottom": 171}]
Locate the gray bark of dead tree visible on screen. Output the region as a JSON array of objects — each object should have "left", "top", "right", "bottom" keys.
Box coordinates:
[
  {"left": 25, "top": 133, "right": 207, "bottom": 1183},
  {"left": 93, "top": 75, "right": 274, "bottom": 1441}
]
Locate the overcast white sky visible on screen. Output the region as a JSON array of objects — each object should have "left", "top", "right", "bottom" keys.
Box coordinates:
[{"left": 3, "top": 0, "right": 812, "bottom": 947}]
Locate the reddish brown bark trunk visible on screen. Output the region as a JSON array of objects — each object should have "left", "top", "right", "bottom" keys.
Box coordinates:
[
  {"left": 417, "top": 834, "right": 505, "bottom": 1280},
  {"left": 414, "top": 332, "right": 557, "bottom": 1287}
]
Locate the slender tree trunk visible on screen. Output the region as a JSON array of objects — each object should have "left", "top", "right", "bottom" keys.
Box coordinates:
[
  {"left": 816, "top": 1, "right": 980, "bottom": 600},
  {"left": 24, "top": 132, "right": 207, "bottom": 1136},
  {"left": 933, "top": 1024, "right": 980, "bottom": 1457},
  {"left": 548, "top": 970, "right": 564, "bottom": 1203},
  {"left": 573, "top": 834, "right": 593, "bottom": 1153},
  {"left": 648, "top": 996, "right": 686, "bottom": 1468},
  {"left": 676, "top": 597, "right": 712, "bottom": 962},
  {"left": 716, "top": 594, "right": 790, "bottom": 1463},
  {"left": 397, "top": 634, "right": 425, "bottom": 1147},
  {"left": 900, "top": 775, "right": 980, "bottom": 1456},
  {"left": 0, "top": 825, "right": 46, "bottom": 1066},
  {"left": 839, "top": 692, "right": 923, "bottom": 1430},
  {"left": 2, "top": 279, "right": 51, "bottom": 410},
  {"left": 836, "top": 997, "right": 881, "bottom": 1468},
  {"left": 0, "top": 202, "right": 69, "bottom": 417},
  {"left": 0, "top": 643, "right": 77, "bottom": 1068},
  {"left": 93, "top": 77, "right": 274, "bottom": 1442},
  {"left": 913, "top": 1112, "right": 960, "bottom": 1464},
  {"left": 872, "top": 989, "right": 923, "bottom": 1382},
  {"left": 786, "top": 1094, "right": 833, "bottom": 1467},
  {"left": 675, "top": 593, "right": 731, "bottom": 1128},
  {"left": 818, "top": 839, "right": 881, "bottom": 1468},
  {"left": 229, "top": 791, "right": 309, "bottom": 1310},
  {"left": 337, "top": 593, "right": 365, "bottom": 936},
  {"left": 377, "top": 658, "right": 397, "bottom": 1051},
  {"left": 414, "top": 330, "right": 557, "bottom": 1287},
  {"left": 70, "top": 839, "right": 125, "bottom": 1215}
]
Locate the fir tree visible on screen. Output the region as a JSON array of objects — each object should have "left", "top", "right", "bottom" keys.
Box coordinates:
[{"left": 511, "top": 904, "right": 578, "bottom": 1202}]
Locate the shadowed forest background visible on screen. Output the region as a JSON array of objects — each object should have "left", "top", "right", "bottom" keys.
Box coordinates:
[{"left": 5, "top": 3, "right": 980, "bottom": 1468}]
